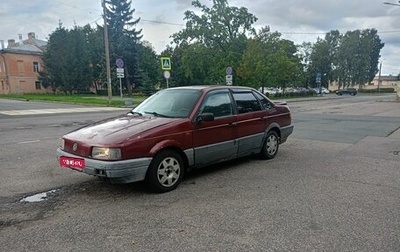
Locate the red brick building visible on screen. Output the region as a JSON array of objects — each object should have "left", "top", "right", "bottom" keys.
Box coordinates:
[{"left": 0, "top": 32, "right": 47, "bottom": 94}]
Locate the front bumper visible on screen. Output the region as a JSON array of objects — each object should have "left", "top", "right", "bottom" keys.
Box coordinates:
[{"left": 57, "top": 148, "right": 152, "bottom": 184}]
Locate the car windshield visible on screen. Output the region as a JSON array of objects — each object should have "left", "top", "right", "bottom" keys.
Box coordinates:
[{"left": 132, "top": 89, "right": 201, "bottom": 118}]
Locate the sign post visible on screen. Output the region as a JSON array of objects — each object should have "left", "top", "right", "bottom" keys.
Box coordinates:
[
  {"left": 316, "top": 72, "right": 322, "bottom": 94},
  {"left": 163, "top": 71, "right": 170, "bottom": 88},
  {"left": 226, "top": 66, "right": 233, "bottom": 85},
  {"left": 116, "top": 59, "right": 124, "bottom": 98}
]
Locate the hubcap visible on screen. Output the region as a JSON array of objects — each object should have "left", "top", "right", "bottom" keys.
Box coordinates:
[
  {"left": 157, "top": 157, "right": 180, "bottom": 187},
  {"left": 266, "top": 135, "right": 278, "bottom": 155}
]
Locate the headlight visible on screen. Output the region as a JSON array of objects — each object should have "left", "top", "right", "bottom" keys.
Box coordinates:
[{"left": 92, "top": 147, "right": 122, "bottom": 160}]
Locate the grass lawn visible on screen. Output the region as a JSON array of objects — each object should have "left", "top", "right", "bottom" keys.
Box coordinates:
[{"left": 0, "top": 93, "right": 147, "bottom": 107}]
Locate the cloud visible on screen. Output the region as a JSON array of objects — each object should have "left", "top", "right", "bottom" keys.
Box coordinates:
[{"left": 1, "top": 0, "right": 399, "bottom": 74}]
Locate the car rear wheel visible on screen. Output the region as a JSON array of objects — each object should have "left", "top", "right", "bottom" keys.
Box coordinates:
[
  {"left": 260, "top": 131, "right": 279, "bottom": 159},
  {"left": 146, "top": 150, "right": 184, "bottom": 193}
]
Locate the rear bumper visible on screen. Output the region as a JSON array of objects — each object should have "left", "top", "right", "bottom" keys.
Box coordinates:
[
  {"left": 57, "top": 148, "right": 151, "bottom": 183},
  {"left": 280, "top": 124, "right": 294, "bottom": 144}
]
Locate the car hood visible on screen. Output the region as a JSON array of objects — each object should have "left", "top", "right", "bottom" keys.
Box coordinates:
[{"left": 64, "top": 115, "right": 184, "bottom": 146}]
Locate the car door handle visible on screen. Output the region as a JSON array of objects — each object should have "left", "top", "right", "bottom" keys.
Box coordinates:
[{"left": 228, "top": 122, "right": 237, "bottom": 127}]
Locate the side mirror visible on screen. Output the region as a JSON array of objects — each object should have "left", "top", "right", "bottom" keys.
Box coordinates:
[{"left": 196, "top": 113, "right": 214, "bottom": 123}]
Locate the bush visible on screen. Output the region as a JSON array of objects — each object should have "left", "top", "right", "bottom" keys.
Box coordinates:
[{"left": 359, "top": 88, "right": 395, "bottom": 93}]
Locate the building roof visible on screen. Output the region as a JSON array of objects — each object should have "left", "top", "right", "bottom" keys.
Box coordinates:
[
  {"left": 23, "top": 38, "right": 47, "bottom": 48},
  {"left": 1, "top": 32, "right": 47, "bottom": 54},
  {"left": 0, "top": 44, "right": 43, "bottom": 55}
]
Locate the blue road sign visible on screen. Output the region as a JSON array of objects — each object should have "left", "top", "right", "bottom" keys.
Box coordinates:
[{"left": 116, "top": 58, "right": 124, "bottom": 68}]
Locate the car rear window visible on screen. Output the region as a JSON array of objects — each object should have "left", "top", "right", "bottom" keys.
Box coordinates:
[{"left": 232, "top": 92, "right": 262, "bottom": 114}]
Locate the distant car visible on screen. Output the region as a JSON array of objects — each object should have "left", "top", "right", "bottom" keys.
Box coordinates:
[
  {"left": 336, "top": 88, "right": 357, "bottom": 96},
  {"left": 313, "top": 87, "right": 330, "bottom": 94},
  {"left": 259, "top": 87, "right": 282, "bottom": 96},
  {"left": 57, "top": 86, "right": 294, "bottom": 193}
]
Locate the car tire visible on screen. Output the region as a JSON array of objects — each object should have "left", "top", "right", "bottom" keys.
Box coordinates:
[
  {"left": 260, "top": 131, "right": 279, "bottom": 159},
  {"left": 145, "top": 150, "right": 184, "bottom": 193}
]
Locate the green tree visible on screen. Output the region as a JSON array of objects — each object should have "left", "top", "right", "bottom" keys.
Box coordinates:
[
  {"left": 85, "top": 25, "right": 106, "bottom": 93},
  {"left": 296, "top": 42, "right": 313, "bottom": 87},
  {"left": 41, "top": 25, "right": 92, "bottom": 93},
  {"left": 310, "top": 29, "right": 384, "bottom": 89},
  {"left": 309, "top": 38, "right": 331, "bottom": 88},
  {"left": 170, "top": 0, "right": 257, "bottom": 86},
  {"left": 360, "top": 29, "right": 384, "bottom": 85},
  {"left": 172, "top": 0, "right": 257, "bottom": 52},
  {"left": 104, "top": 0, "right": 143, "bottom": 95},
  {"left": 238, "top": 27, "right": 302, "bottom": 92}
]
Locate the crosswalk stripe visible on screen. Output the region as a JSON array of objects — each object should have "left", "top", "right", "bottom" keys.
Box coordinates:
[{"left": 0, "top": 107, "right": 128, "bottom": 116}]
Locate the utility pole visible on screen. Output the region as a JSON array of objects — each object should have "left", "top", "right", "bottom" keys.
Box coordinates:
[
  {"left": 378, "top": 61, "right": 382, "bottom": 94},
  {"left": 102, "top": 0, "right": 112, "bottom": 104}
]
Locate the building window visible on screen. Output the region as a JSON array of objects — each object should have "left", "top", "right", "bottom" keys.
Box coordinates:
[
  {"left": 33, "top": 62, "right": 40, "bottom": 72},
  {"left": 17, "top": 60, "right": 24, "bottom": 73},
  {"left": 35, "top": 81, "right": 41, "bottom": 90}
]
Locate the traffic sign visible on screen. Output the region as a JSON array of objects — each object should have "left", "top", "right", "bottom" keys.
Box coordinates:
[
  {"left": 226, "top": 75, "right": 233, "bottom": 85},
  {"left": 161, "top": 57, "right": 171, "bottom": 70},
  {"left": 163, "top": 70, "right": 170, "bottom": 79},
  {"left": 116, "top": 68, "right": 124, "bottom": 78},
  {"left": 226, "top": 66, "right": 233, "bottom": 75},
  {"left": 316, "top": 72, "right": 321, "bottom": 82},
  {"left": 116, "top": 58, "right": 124, "bottom": 68}
]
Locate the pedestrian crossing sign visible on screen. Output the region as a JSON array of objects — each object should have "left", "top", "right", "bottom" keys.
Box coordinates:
[{"left": 161, "top": 57, "right": 171, "bottom": 70}]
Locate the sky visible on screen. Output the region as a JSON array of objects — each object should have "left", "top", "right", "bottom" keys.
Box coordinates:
[{"left": 1, "top": 0, "right": 399, "bottom": 75}]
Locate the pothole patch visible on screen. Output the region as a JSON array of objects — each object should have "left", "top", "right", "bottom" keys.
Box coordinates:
[{"left": 20, "top": 189, "right": 59, "bottom": 203}]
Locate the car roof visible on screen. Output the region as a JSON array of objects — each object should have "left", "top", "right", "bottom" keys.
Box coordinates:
[{"left": 166, "top": 85, "right": 257, "bottom": 92}]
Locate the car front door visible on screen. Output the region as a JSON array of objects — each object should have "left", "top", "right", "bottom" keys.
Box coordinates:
[{"left": 192, "top": 90, "right": 237, "bottom": 166}]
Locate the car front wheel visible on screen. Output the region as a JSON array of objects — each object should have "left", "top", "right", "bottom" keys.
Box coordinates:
[
  {"left": 260, "top": 131, "right": 279, "bottom": 159},
  {"left": 146, "top": 150, "right": 184, "bottom": 193}
]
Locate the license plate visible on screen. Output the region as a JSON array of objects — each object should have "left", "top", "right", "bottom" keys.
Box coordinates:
[{"left": 60, "top": 156, "right": 85, "bottom": 171}]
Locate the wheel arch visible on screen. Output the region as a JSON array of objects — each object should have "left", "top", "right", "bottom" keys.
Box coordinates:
[
  {"left": 149, "top": 142, "right": 189, "bottom": 172},
  {"left": 265, "top": 123, "right": 282, "bottom": 142}
]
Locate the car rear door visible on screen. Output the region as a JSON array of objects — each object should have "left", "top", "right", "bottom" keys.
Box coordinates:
[
  {"left": 231, "top": 90, "right": 269, "bottom": 157},
  {"left": 192, "top": 89, "right": 237, "bottom": 166}
]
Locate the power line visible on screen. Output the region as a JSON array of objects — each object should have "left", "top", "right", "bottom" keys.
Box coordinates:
[
  {"left": 280, "top": 30, "right": 400, "bottom": 35},
  {"left": 141, "top": 19, "right": 184, "bottom": 26}
]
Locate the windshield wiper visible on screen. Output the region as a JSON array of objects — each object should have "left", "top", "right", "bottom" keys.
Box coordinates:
[
  {"left": 127, "top": 111, "right": 142, "bottom": 116},
  {"left": 144, "top": 111, "right": 171, "bottom": 118}
]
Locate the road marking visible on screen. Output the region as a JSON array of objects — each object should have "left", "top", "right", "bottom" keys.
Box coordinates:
[
  {"left": 0, "top": 107, "right": 127, "bottom": 116},
  {"left": 18, "top": 140, "right": 40, "bottom": 144}
]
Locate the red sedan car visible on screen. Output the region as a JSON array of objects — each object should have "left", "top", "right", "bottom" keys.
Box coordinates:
[{"left": 57, "top": 86, "right": 294, "bottom": 192}]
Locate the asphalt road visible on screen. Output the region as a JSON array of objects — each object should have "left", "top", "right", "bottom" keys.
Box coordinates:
[{"left": 0, "top": 94, "right": 399, "bottom": 252}]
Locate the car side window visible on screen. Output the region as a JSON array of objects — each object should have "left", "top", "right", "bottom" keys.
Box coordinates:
[
  {"left": 232, "top": 92, "right": 262, "bottom": 114},
  {"left": 253, "top": 91, "right": 274, "bottom": 110},
  {"left": 200, "top": 92, "right": 233, "bottom": 118}
]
